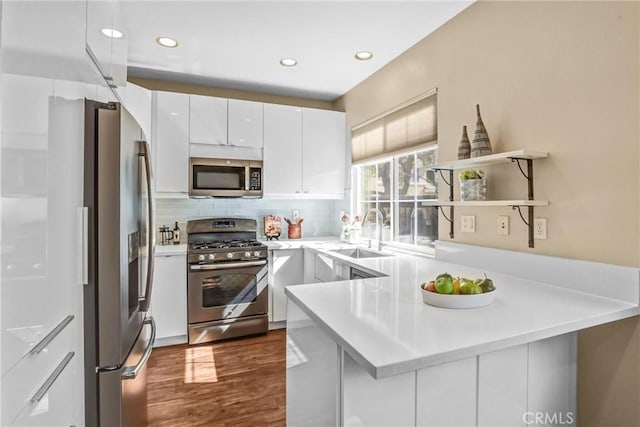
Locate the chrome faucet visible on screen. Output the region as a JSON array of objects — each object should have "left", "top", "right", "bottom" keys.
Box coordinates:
[{"left": 361, "top": 208, "right": 384, "bottom": 251}]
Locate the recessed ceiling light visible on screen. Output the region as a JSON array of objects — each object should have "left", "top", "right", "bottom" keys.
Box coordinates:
[
  {"left": 355, "top": 51, "right": 373, "bottom": 61},
  {"left": 280, "top": 58, "right": 297, "bottom": 67},
  {"left": 156, "top": 36, "right": 179, "bottom": 48},
  {"left": 101, "top": 28, "right": 123, "bottom": 39}
]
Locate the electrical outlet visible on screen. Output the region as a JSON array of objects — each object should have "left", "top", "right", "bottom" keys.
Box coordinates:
[
  {"left": 534, "top": 218, "right": 547, "bottom": 239},
  {"left": 497, "top": 215, "right": 509, "bottom": 235},
  {"left": 461, "top": 215, "right": 475, "bottom": 233},
  {"left": 293, "top": 210, "right": 300, "bottom": 219}
]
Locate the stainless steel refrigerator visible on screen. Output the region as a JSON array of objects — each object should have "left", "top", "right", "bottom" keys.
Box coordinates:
[{"left": 83, "top": 100, "right": 156, "bottom": 426}]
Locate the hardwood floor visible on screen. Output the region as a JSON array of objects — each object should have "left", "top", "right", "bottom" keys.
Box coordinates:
[{"left": 146, "top": 330, "right": 286, "bottom": 427}]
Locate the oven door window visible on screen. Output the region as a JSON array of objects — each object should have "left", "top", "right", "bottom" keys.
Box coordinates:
[
  {"left": 201, "top": 272, "right": 257, "bottom": 307},
  {"left": 192, "top": 165, "right": 245, "bottom": 191}
]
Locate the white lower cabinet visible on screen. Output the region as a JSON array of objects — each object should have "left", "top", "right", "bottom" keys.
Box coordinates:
[
  {"left": 151, "top": 254, "right": 187, "bottom": 346},
  {"left": 478, "top": 344, "right": 528, "bottom": 426},
  {"left": 270, "top": 249, "right": 304, "bottom": 322},
  {"left": 314, "top": 253, "right": 334, "bottom": 282},
  {"left": 343, "top": 351, "right": 415, "bottom": 426},
  {"left": 417, "top": 357, "right": 477, "bottom": 426}
]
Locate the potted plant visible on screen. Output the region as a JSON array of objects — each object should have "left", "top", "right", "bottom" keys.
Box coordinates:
[{"left": 459, "top": 169, "right": 487, "bottom": 201}]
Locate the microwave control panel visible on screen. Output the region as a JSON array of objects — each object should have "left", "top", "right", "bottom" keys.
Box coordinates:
[{"left": 249, "top": 168, "right": 262, "bottom": 191}]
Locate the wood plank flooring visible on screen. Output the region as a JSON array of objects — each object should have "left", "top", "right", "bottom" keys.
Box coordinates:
[{"left": 146, "top": 330, "right": 286, "bottom": 427}]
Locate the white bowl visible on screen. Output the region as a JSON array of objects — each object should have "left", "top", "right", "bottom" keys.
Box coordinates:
[{"left": 420, "top": 285, "right": 496, "bottom": 309}]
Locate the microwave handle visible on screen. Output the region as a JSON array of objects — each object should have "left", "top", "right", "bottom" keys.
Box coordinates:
[{"left": 245, "top": 165, "right": 250, "bottom": 191}]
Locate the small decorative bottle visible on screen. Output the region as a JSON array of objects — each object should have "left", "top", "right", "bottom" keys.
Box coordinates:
[
  {"left": 457, "top": 125, "right": 471, "bottom": 159},
  {"left": 471, "top": 104, "right": 492, "bottom": 158},
  {"left": 172, "top": 221, "right": 180, "bottom": 245}
]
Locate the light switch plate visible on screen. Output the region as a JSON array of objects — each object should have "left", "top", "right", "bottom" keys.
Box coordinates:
[
  {"left": 461, "top": 215, "right": 475, "bottom": 233},
  {"left": 497, "top": 215, "right": 509, "bottom": 235}
]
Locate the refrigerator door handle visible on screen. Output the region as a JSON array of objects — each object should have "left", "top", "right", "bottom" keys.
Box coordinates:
[
  {"left": 138, "top": 140, "right": 156, "bottom": 312},
  {"left": 122, "top": 317, "right": 156, "bottom": 380}
]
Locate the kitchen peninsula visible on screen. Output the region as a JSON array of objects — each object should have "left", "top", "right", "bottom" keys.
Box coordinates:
[{"left": 285, "top": 242, "right": 640, "bottom": 426}]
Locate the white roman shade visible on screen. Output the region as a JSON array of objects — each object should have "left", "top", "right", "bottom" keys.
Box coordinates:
[{"left": 351, "top": 90, "right": 437, "bottom": 164}]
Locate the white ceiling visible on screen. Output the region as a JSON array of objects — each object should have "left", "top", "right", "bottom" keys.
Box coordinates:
[{"left": 122, "top": 1, "right": 474, "bottom": 101}]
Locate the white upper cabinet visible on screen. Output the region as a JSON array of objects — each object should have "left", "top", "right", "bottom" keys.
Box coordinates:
[
  {"left": 263, "top": 104, "right": 346, "bottom": 198},
  {"left": 122, "top": 83, "right": 152, "bottom": 143},
  {"left": 228, "top": 99, "right": 264, "bottom": 147},
  {"left": 154, "top": 91, "right": 189, "bottom": 194},
  {"left": 86, "top": 0, "right": 127, "bottom": 88},
  {"left": 302, "top": 108, "right": 346, "bottom": 197},
  {"left": 264, "top": 103, "right": 303, "bottom": 195},
  {"left": 189, "top": 94, "right": 227, "bottom": 145}
]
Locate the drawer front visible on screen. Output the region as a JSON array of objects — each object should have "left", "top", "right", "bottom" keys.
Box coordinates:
[
  {"left": 1, "top": 317, "right": 74, "bottom": 426},
  {"left": 9, "top": 351, "right": 76, "bottom": 427}
]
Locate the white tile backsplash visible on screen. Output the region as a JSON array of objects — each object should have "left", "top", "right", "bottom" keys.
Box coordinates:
[{"left": 156, "top": 195, "right": 350, "bottom": 242}]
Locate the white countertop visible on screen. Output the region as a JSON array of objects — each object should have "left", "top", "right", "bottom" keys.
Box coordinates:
[
  {"left": 285, "top": 248, "right": 640, "bottom": 380},
  {"left": 261, "top": 236, "right": 341, "bottom": 250},
  {"left": 155, "top": 244, "right": 187, "bottom": 256}
]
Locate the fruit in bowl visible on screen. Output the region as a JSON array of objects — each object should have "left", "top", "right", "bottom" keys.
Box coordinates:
[{"left": 420, "top": 272, "right": 496, "bottom": 308}]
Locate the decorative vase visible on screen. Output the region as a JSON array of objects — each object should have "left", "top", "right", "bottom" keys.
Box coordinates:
[
  {"left": 457, "top": 125, "right": 471, "bottom": 159},
  {"left": 460, "top": 178, "right": 487, "bottom": 201},
  {"left": 471, "top": 104, "right": 492, "bottom": 158}
]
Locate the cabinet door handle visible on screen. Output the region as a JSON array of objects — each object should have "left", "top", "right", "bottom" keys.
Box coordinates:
[
  {"left": 29, "top": 315, "right": 74, "bottom": 355},
  {"left": 79, "top": 207, "right": 88, "bottom": 285},
  {"left": 30, "top": 352, "right": 75, "bottom": 404}
]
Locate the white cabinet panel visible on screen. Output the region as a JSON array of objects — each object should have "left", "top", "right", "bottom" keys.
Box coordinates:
[
  {"left": 9, "top": 351, "right": 76, "bottom": 427},
  {"left": 189, "top": 94, "right": 227, "bottom": 145},
  {"left": 86, "top": 0, "right": 127, "bottom": 88},
  {"left": 528, "top": 333, "right": 577, "bottom": 425},
  {"left": 343, "top": 350, "right": 415, "bottom": 426},
  {"left": 314, "top": 253, "right": 334, "bottom": 282},
  {"left": 417, "top": 356, "right": 477, "bottom": 427},
  {"left": 228, "top": 99, "right": 263, "bottom": 147},
  {"left": 122, "top": 83, "right": 152, "bottom": 142},
  {"left": 478, "top": 345, "right": 528, "bottom": 427},
  {"left": 264, "top": 103, "right": 303, "bottom": 195},
  {"left": 154, "top": 91, "right": 189, "bottom": 194},
  {"left": 270, "top": 249, "right": 304, "bottom": 322},
  {"left": 151, "top": 254, "right": 187, "bottom": 345},
  {"left": 302, "top": 108, "right": 346, "bottom": 197},
  {"left": 287, "top": 301, "right": 339, "bottom": 426}
]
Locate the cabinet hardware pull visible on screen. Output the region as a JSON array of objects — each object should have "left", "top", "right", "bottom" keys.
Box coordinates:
[
  {"left": 80, "top": 207, "right": 88, "bottom": 285},
  {"left": 29, "top": 315, "right": 74, "bottom": 355},
  {"left": 30, "top": 352, "right": 74, "bottom": 404}
]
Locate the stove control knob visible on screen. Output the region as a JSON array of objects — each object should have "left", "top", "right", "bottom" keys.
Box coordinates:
[
  {"left": 244, "top": 251, "right": 250, "bottom": 258},
  {"left": 253, "top": 251, "right": 261, "bottom": 257},
  {"left": 208, "top": 254, "right": 215, "bottom": 260},
  {"left": 198, "top": 255, "right": 205, "bottom": 261},
  {"left": 226, "top": 253, "right": 234, "bottom": 259}
]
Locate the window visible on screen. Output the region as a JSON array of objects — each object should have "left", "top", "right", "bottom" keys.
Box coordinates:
[
  {"left": 350, "top": 90, "right": 438, "bottom": 249},
  {"left": 351, "top": 146, "right": 438, "bottom": 248}
]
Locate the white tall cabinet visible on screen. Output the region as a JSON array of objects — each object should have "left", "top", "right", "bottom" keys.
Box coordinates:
[{"left": 1, "top": 1, "right": 114, "bottom": 425}]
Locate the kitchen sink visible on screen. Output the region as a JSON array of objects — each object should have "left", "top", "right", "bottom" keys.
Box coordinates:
[{"left": 330, "top": 248, "right": 393, "bottom": 259}]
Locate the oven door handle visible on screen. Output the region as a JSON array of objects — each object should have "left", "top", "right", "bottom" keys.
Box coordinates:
[{"left": 189, "top": 260, "right": 267, "bottom": 271}]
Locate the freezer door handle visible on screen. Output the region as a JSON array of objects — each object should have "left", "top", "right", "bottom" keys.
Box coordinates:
[
  {"left": 138, "top": 140, "right": 156, "bottom": 312},
  {"left": 122, "top": 317, "right": 156, "bottom": 380}
]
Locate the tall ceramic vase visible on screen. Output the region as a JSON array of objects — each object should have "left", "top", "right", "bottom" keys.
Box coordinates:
[
  {"left": 457, "top": 125, "right": 471, "bottom": 159},
  {"left": 471, "top": 104, "right": 492, "bottom": 157}
]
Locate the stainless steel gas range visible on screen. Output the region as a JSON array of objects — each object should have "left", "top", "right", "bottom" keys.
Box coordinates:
[{"left": 186, "top": 218, "right": 268, "bottom": 344}]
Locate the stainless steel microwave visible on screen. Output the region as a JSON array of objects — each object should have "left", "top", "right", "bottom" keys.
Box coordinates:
[{"left": 189, "top": 157, "right": 263, "bottom": 198}]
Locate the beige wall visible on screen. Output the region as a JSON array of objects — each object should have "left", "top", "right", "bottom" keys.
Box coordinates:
[
  {"left": 128, "top": 76, "right": 340, "bottom": 111},
  {"left": 337, "top": 1, "right": 639, "bottom": 425}
]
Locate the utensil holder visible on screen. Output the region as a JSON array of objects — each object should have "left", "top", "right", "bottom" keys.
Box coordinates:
[{"left": 288, "top": 224, "right": 301, "bottom": 239}]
